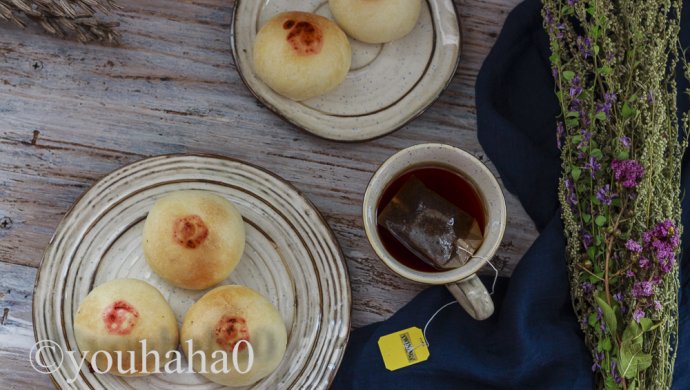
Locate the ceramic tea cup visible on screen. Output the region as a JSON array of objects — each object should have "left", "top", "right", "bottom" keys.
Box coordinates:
[{"left": 363, "top": 143, "right": 506, "bottom": 320}]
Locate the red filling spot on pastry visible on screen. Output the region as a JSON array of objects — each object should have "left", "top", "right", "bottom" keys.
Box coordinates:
[
  {"left": 285, "top": 21, "right": 323, "bottom": 56},
  {"left": 173, "top": 215, "right": 208, "bottom": 249},
  {"left": 214, "top": 315, "right": 250, "bottom": 353},
  {"left": 283, "top": 20, "right": 295, "bottom": 29},
  {"left": 102, "top": 300, "right": 139, "bottom": 335}
]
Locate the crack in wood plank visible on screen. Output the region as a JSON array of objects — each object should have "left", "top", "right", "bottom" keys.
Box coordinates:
[{"left": 0, "top": 135, "right": 147, "bottom": 159}]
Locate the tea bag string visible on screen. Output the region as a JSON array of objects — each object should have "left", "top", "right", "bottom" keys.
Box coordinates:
[
  {"left": 421, "top": 301, "right": 457, "bottom": 348},
  {"left": 484, "top": 256, "right": 499, "bottom": 296},
  {"left": 452, "top": 249, "right": 500, "bottom": 295},
  {"left": 422, "top": 257, "right": 499, "bottom": 347}
]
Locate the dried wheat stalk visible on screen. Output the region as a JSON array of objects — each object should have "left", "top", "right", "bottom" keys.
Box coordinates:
[{"left": 0, "top": 0, "right": 120, "bottom": 43}]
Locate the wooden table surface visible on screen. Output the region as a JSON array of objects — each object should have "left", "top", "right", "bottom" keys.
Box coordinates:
[{"left": 0, "top": 0, "right": 531, "bottom": 387}]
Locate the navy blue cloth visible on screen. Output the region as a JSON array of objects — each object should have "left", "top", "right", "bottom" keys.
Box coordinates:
[{"left": 332, "top": 0, "right": 690, "bottom": 388}]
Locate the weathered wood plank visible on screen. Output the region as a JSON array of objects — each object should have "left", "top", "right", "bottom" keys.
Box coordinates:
[
  {"left": 0, "top": 261, "right": 54, "bottom": 389},
  {"left": 0, "top": 0, "right": 530, "bottom": 386}
]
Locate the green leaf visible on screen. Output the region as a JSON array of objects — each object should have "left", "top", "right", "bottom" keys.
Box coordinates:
[
  {"left": 595, "top": 295, "right": 618, "bottom": 334},
  {"left": 583, "top": 214, "right": 592, "bottom": 224},
  {"left": 623, "top": 321, "right": 642, "bottom": 343},
  {"left": 620, "top": 338, "right": 652, "bottom": 379},
  {"left": 638, "top": 354, "right": 653, "bottom": 370},
  {"left": 587, "top": 246, "right": 597, "bottom": 260},
  {"left": 572, "top": 167, "right": 582, "bottom": 181},
  {"left": 566, "top": 111, "right": 580, "bottom": 118},
  {"left": 622, "top": 102, "right": 635, "bottom": 118},
  {"left": 549, "top": 53, "right": 559, "bottom": 64},
  {"left": 571, "top": 134, "right": 583, "bottom": 144},
  {"left": 595, "top": 215, "right": 607, "bottom": 226},
  {"left": 598, "top": 337, "right": 612, "bottom": 352},
  {"left": 598, "top": 66, "right": 612, "bottom": 76},
  {"left": 591, "top": 148, "right": 603, "bottom": 159},
  {"left": 592, "top": 26, "right": 600, "bottom": 39},
  {"left": 640, "top": 318, "right": 653, "bottom": 332},
  {"left": 563, "top": 70, "right": 576, "bottom": 81},
  {"left": 617, "top": 150, "right": 630, "bottom": 160},
  {"left": 604, "top": 377, "right": 617, "bottom": 390},
  {"left": 593, "top": 45, "right": 600, "bottom": 56},
  {"left": 595, "top": 235, "right": 603, "bottom": 246},
  {"left": 588, "top": 312, "right": 598, "bottom": 327},
  {"left": 595, "top": 111, "right": 607, "bottom": 121},
  {"left": 566, "top": 117, "right": 579, "bottom": 127}
]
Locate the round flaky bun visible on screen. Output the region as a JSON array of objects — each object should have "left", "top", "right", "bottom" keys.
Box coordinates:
[
  {"left": 181, "top": 285, "right": 287, "bottom": 387},
  {"left": 253, "top": 11, "right": 352, "bottom": 101},
  {"left": 143, "top": 190, "right": 245, "bottom": 290},
  {"left": 74, "top": 279, "right": 178, "bottom": 376},
  {"left": 329, "top": 0, "right": 422, "bottom": 44}
]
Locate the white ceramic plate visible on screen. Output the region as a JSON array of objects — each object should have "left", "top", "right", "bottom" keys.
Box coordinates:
[
  {"left": 33, "top": 154, "right": 351, "bottom": 389},
  {"left": 231, "top": 0, "right": 461, "bottom": 142}
]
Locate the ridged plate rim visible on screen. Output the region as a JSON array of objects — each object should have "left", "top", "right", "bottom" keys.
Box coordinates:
[
  {"left": 230, "top": 0, "right": 462, "bottom": 142},
  {"left": 32, "top": 153, "right": 352, "bottom": 390}
]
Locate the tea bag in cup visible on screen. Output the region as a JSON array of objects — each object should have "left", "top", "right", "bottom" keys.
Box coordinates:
[{"left": 378, "top": 176, "right": 484, "bottom": 270}]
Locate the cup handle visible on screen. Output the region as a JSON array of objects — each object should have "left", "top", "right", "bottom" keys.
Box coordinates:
[{"left": 445, "top": 275, "right": 494, "bottom": 321}]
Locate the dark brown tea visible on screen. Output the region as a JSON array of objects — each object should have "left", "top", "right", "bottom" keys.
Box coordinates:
[{"left": 376, "top": 167, "right": 486, "bottom": 273}]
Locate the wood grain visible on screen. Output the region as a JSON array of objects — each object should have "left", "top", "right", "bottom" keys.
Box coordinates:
[
  {"left": 0, "top": 0, "right": 529, "bottom": 387},
  {"left": 0, "top": 262, "right": 53, "bottom": 389}
]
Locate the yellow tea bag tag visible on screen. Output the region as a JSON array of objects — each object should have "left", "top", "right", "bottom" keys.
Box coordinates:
[{"left": 377, "top": 326, "right": 430, "bottom": 371}]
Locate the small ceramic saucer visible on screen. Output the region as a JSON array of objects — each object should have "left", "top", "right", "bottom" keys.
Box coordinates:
[{"left": 231, "top": 0, "right": 462, "bottom": 142}]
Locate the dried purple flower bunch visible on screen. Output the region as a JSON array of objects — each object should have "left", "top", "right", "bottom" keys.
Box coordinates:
[
  {"left": 0, "top": 0, "right": 120, "bottom": 43},
  {"left": 543, "top": 0, "right": 688, "bottom": 388}
]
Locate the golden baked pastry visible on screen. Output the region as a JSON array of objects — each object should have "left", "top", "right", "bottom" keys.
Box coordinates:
[
  {"left": 253, "top": 11, "right": 352, "bottom": 101},
  {"left": 73, "top": 279, "right": 178, "bottom": 376},
  {"left": 143, "top": 190, "right": 245, "bottom": 290},
  {"left": 181, "top": 285, "right": 288, "bottom": 387},
  {"left": 328, "top": 0, "right": 422, "bottom": 44}
]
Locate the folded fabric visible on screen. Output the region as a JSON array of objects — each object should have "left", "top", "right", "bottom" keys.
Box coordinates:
[{"left": 332, "top": 0, "right": 690, "bottom": 388}]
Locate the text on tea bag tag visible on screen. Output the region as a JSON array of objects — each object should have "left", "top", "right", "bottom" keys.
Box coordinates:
[{"left": 378, "top": 326, "right": 430, "bottom": 371}]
